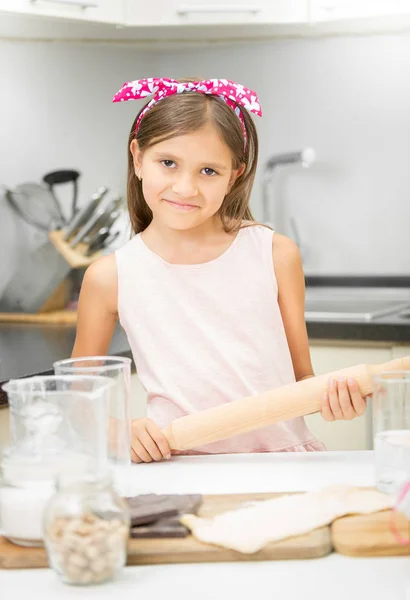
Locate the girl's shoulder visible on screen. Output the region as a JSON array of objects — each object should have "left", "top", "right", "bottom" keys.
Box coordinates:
[
  {"left": 240, "top": 222, "right": 301, "bottom": 269},
  {"left": 82, "top": 254, "right": 118, "bottom": 312},
  {"left": 272, "top": 232, "right": 301, "bottom": 263},
  {"left": 85, "top": 253, "right": 117, "bottom": 285},
  {"left": 271, "top": 233, "right": 304, "bottom": 290}
]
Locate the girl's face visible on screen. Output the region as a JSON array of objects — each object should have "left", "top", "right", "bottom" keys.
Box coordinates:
[{"left": 130, "top": 123, "right": 244, "bottom": 231}]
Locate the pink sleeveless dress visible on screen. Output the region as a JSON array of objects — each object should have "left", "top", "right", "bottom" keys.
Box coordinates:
[{"left": 116, "top": 224, "right": 325, "bottom": 454}]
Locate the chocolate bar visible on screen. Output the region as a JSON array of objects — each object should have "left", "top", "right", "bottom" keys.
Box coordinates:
[
  {"left": 125, "top": 494, "right": 178, "bottom": 526},
  {"left": 126, "top": 494, "right": 203, "bottom": 538},
  {"left": 130, "top": 516, "right": 189, "bottom": 538}
]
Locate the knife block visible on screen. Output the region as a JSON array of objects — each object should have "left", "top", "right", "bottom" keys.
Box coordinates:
[
  {"left": 48, "top": 230, "right": 102, "bottom": 269},
  {"left": 0, "top": 232, "right": 102, "bottom": 322},
  {"left": 40, "top": 231, "right": 102, "bottom": 314}
]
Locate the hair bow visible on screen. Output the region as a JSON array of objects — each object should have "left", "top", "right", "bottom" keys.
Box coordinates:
[{"left": 113, "top": 78, "right": 262, "bottom": 148}]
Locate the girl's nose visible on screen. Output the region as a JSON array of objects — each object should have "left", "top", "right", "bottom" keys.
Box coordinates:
[{"left": 171, "top": 174, "right": 198, "bottom": 199}]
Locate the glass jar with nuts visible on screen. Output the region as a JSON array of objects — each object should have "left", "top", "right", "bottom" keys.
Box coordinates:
[{"left": 43, "top": 473, "right": 130, "bottom": 586}]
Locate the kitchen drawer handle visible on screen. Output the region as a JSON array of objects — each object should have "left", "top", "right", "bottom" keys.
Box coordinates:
[
  {"left": 29, "top": 0, "right": 98, "bottom": 9},
  {"left": 177, "top": 5, "right": 261, "bottom": 15}
]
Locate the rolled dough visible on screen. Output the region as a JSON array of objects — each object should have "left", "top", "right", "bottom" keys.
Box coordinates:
[{"left": 181, "top": 485, "right": 394, "bottom": 554}]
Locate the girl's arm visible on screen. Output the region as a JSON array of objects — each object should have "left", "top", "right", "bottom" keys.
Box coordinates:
[
  {"left": 273, "top": 233, "right": 314, "bottom": 383},
  {"left": 71, "top": 255, "right": 119, "bottom": 358},
  {"left": 272, "top": 233, "right": 367, "bottom": 421},
  {"left": 72, "top": 254, "right": 172, "bottom": 462}
]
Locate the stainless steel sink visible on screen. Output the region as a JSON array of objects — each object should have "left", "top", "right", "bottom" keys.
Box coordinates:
[{"left": 305, "top": 287, "right": 410, "bottom": 322}]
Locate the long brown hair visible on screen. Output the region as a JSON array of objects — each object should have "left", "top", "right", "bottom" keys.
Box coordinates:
[{"left": 126, "top": 80, "right": 259, "bottom": 235}]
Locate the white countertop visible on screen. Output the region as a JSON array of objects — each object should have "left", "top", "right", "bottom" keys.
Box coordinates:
[{"left": 1, "top": 451, "right": 410, "bottom": 600}]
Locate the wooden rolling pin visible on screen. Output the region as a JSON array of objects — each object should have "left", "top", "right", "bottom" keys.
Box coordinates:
[{"left": 162, "top": 356, "right": 410, "bottom": 451}]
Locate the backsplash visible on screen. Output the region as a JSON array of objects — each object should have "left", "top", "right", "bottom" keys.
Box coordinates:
[
  {"left": 1, "top": 32, "right": 410, "bottom": 288},
  {"left": 0, "top": 41, "right": 154, "bottom": 297},
  {"left": 151, "top": 33, "right": 410, "bottom": 275}
]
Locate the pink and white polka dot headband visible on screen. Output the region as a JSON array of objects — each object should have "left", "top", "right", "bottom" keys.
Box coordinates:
[{"left": 113, "top": 77, "right": 262, "bottom": 150}]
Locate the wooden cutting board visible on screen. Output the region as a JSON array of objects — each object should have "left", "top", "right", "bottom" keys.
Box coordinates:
[
  {"left": 3, "top": 492, "right": 407, "bottom": 568},
  {"left": 332, "top": 509, "right": 410, "bottom": 557},
  {"left": 0, "top": 492, "right": 332, "bottom": 569}
]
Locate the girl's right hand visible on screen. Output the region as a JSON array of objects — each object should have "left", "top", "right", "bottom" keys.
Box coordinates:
[{"left": 130, "top": 418, "right": 172, "bottom": 463}]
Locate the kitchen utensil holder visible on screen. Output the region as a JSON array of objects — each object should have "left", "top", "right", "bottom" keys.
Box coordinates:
[
  {"left": 48, "top": 230, "right": 102, "bottom": 269},
  {"left": 0, "top": 231, "right": 102, "bottom": 322}
]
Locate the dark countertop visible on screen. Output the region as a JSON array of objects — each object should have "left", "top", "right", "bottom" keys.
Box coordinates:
[
  {"left": 0, "top": 323, "right": 132, "bottom": 408},
  {"left": 307, "top": 314, "right": 410, "bottom": 343},
  {"left": 1, "top": 313, "right": 409, "bottom": 408},
  {"left": 304, "top": 275, "right": 410, "bottom": 343},
  {"left": 1, "top": 275, "right": 409, "bottom": 408}
]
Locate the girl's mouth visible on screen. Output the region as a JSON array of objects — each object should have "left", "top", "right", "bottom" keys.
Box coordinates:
[{"left": 164, "top": 199, "right": 199, "bottom": 211}]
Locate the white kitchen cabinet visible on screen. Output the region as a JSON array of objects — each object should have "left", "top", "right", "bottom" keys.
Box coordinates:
[
  {"left": 392, "top": 345, "right": 410, "bottom": 359},
  {"left": 311, "top": 0, "right": 410, "bottom": 23},
  {"left": 0, "top": 0, "right": 124, "bottom": 24},
  {"left": 305, "top": 342, "right": 393, "bottom": 452},
  {"left": 124, "top": 0, "right": 308, "bottom": 27},
  {"left": 309, "top": 342, "right": 393, "bottom": 375},
  {"left": 2, "top": 0, "right": 409, "bottom": 39}
]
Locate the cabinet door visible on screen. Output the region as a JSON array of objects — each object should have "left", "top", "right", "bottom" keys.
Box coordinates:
[
  {"left": 0, "top": 0, "right": 124, "bottom": 24},
  {"left": 125, "top": 0, "right": 308, "bottom": 27},
  {"left": 311, "top": 0, "right": 410, "bottom": 22},
  {"left": 305, "top": 344, "right": 392, "bottom": 451},
  {"left": 392, "top": 345, "right": 410, "bottom": 359}
]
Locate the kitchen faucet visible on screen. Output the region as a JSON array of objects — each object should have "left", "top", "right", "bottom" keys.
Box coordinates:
[{"left": 262, "top": 148, "right": 316, "bottom": 259}]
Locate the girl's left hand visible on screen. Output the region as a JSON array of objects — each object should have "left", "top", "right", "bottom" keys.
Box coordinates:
[{"left": 321, "top": 376, "right": 367, "bottom": 421}]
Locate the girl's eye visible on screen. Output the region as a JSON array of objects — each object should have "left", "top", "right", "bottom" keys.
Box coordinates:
[
  {"left": 161, "top": 160, "right": 176, "bottom": 169},
  {"left": 201, "top": 168, "right": 217, "bottom": 176}
]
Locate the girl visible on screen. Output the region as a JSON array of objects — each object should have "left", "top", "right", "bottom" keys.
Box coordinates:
[{"left": 72, "top": 78, "right": 367, "bottom": 462}]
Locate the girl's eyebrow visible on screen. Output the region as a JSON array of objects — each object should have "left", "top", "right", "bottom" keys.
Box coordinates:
[{"left": 152, "top": 152, "right": 228, "bottom": 172}]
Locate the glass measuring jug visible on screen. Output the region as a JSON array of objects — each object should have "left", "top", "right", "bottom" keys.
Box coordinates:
[
  {"left": 53, "top": 357, "right": 132, "bottom": 495},
  {"left": 1, "top": 375, "right": 114, "bottom": 546}
]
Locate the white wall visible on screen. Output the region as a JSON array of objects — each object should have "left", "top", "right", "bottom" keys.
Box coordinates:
[
  {"left": 1, "top": 32, "right": 410, "bottom": 289},
  {"left": 0, "top": 41, "right": 154, "bottom": 296},
  {"left": 150, "top": 34, "right": 410, "bottom": 275}
]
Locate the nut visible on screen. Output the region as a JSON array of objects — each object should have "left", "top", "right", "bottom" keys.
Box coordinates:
[{"left": 46, "top": 513, "right": 128, "bottom": 585}]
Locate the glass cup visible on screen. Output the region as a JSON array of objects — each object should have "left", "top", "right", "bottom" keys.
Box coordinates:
[
  {"left": 373, "top": 371, "right": 410, "bottom": 494},
  {"left": 390, "top": 480, "right": 410, "bottom": 546},
  {"left": 53, "top": 357, "right": 132, "bottom": 495},
  {"left": 0, "top": 448, "right": 56, "bottom": 547}
]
